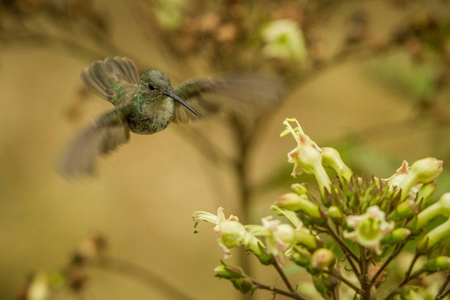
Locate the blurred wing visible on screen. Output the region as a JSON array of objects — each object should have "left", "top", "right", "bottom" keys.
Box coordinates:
[
  {"left": 171, "top": 74, "right": 287, "bottom": 123},
  {"left": 60, "top": 113, "right": 131, "bottom": 178},
  {"left": 80, "top": 57, "right": 140, "bottom": 105}
]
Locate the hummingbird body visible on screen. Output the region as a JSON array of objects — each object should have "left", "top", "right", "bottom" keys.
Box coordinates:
[
  {"left": 128, "top": 94, "right": 174, "bottom": 134},
  {"left": 61, "top": 57, "right": 286, "bottom": 177}
]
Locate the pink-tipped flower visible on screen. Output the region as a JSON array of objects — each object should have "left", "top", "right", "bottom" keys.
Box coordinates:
[{"left": 281, "top": 118, "right": 331, "bottom": 196}]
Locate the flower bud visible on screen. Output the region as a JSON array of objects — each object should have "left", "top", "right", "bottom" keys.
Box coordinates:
[
  {"left": 327, "top": 206, "right": 343, "bottom": 224},
  {"left": 231, "top": 277, "right": 254, "bottom": 294},
  {"left": 321, "top": 147, "right": 353, "bottom": 182},
  {"left": 274, "top": 193, "right": 321, "bottom": 218},
  {"left": 294, "top": 230, "right": 320, "bottom": 251},
  {"left": 291, "top": 183, "right": 308, "bottom": 195},
  {"left": 311, "top": 248, "right": 335, "bottom": 270},
  {"left": 410, "top": 157, "right": 443, "bottom": 183},
  {"left": 388, "top": 199, "right": 416, "bottom": 221},
  {"left": 416, "top": 218, "right": 450, "bottom": 254},
  {"left": 289, "top": 246, "right": 312, "bottom": 268},
  {"left": 214, "top": 264, "right": 244, "bottom": 279},
  {"left": 423, "top": 256, "right": 450, "bottom": 272},
  {"left": 410, "top": 193, "right": 450, "bottom": 231},
  {"left": 383, "top": 228, "right": 411, "bottom": 244},
  {"left": 416, "top": 182, "right": 436, "bottom": 209},
  {"left": 397, "top": 158, "right": 443, "bottom": 200}
]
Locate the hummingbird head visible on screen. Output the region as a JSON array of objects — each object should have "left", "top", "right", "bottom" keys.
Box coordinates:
[{"left": 139, "top": 69, "right": 198, "bottom": 116}]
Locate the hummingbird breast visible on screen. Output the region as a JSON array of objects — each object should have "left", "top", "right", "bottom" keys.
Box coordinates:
[{"left": 127, "top": 96, "right": 174, "bottom": 134}]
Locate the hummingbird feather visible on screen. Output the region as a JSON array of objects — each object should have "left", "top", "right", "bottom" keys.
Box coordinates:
[
  {"left": 172, "top": 74, "right": 287, "bottom": 123},
  {"left": 80, "top": 57, "right": 139, "bottom": 104},
  {"left": 60, "top": 108, "right": 131, "bottom": 177}
]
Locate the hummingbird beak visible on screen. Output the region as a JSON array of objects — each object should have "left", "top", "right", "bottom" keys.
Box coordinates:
[{"left": 163, "top": 91, "right": 198, "bottom": 116}]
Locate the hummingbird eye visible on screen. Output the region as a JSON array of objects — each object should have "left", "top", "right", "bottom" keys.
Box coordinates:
[{"left": 148, "top": 84, "right": 155, "bottom": 91}]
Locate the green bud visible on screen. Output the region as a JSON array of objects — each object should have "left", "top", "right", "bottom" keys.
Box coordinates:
[
  {"left": 311, "top": 248, "right": 335, "bottom": 270},
  {"left": 327, "top": 206, "right": 343, "bottom": 224},
  {"left": 383, "top": 228, "right": 411, "bottom": 244},
  {"left": 388, "top": 199, "right": 416, "bottom": 221},
  {"left": 397, "top": 158, "right": 443, "bottom": 201},
  {"left": 294, "top": 230, "right": 320, "bottom": 251},
  {"left": 231, "top": 277, "right": 254, "bottom": 294},
  {"left": 410, "top": 193, "right": 450, "bottom": 231},
  {"left": 215, "top": 264, "right": 244, "bottom": 279},
  {"left": 410, "top": 157, "right": 443, "bottom": 183},
  {"left": 423, "top": 256, "right": 450, "bottom": 272},
  {"left": 416, "top": 218, "right": 450, "bottom": 254},
  {"left": 291, "top": 183, "right": 309, "bottom": 195},
  {"left": 416, "top": 182, "right": 436, "bottom": 209},
  {"left": 312, "top": 275, "right": 327, "bottom": 294},
  {"left": 289, "top": 246, "right": 312, "bottom": 268},
  {"left": 274, "top": 193, "right": 321, "bottom": 218},
  {"left": 321, "top": 147, "right": 353, "bottom": 182},
  {"left": 253, "top": 249, "right": 274, "bottom": 265},
  {"left": 312, "top": 273, "right": 337, "bottom": 296}
]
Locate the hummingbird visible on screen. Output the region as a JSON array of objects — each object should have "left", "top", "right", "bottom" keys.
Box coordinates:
[{"left": 61, "top": 57, "right": 286, "bottom": 177}]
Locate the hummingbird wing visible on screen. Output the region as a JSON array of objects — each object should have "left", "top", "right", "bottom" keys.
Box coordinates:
[
  {"left": 80, "top": 57, "right": 140, "bottom": 105},
  {"left": 60, "top": 106, "right": 131, "bottom": 178},
  {"left": 171, "top": 74, "right": 287, "bottom": 123}
]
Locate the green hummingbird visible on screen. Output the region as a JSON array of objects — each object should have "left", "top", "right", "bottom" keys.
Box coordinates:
[{"left": 61, "top": 57, "right": 286, "bottom": 177}]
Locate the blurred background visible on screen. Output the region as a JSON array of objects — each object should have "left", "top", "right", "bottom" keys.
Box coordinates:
[{"left": 1, "top": 0, "right": 450, "bottom": 299}]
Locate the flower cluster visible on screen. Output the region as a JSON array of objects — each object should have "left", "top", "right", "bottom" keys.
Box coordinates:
[{"left": 193, "top": 118, "right": 450, "bottom": 299}]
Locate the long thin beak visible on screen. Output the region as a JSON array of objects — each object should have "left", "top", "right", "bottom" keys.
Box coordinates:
[{"left": 163, "top": 91, "right": 198, "bottom": 116}]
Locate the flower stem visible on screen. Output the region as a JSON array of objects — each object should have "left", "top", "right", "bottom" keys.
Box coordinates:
[
  {"left": 325, "top": 224, "right": 360, "bottom": 277},
  {"left": 435, "top": 269, "right": 450, "bottom": 300},
  {"left": 369, "top": 239, "right": 410, "bottom": 287},
  {"left": 321, "top": 269, "right": 363, "bottom": 294},
  {"left": 272, "top": 260, "right": 295, "bottom": 293},
  {"left": 251, "top": 279, "right": 306, "bottom": 300}
]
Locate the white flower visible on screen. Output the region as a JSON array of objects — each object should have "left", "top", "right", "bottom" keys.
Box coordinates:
[
  {"left": 344, "top": 206, "right": 394, "bottom": 255},
  {"left": 261, "top": 19, "right": 308, "bottom": 62}
]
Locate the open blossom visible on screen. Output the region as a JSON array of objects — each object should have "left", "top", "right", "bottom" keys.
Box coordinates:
[
  {"left": 344, "top": 206, "right": 394, "bottom": 255},
  {"left": 193, "top": 207, "right": 263, "bottom": 259},
  {"left": 261, "top": 19, "right": 307, "bottom": 62},
  {"left": 281, "top": 118, "right": 331, "bottom": 196}
]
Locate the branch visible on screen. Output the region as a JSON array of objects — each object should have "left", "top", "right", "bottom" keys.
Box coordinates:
[
  {"left": 251, "top": 279, "right": 306, "bottom": 300},
  {"left": 321, "top": 269, "right": 363, "bottom": 295},
  {"left": 93, "top": 256, "right": 195, "bottom": 300},
  {"left": 368, "top": 239, "right": 410, "bottom": 287},
  {"left": 324, "top": 224, "right": 360, "bottom": 278},
  {"left": 272, "top": 260, "right": 296, "bottom": 294},
  {"left": 435, "top": 269, "right": 450, "bottom": 300}
]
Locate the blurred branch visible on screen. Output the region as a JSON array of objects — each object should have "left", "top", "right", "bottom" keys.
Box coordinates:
[{"left": 94, "top": 255, "right": 195, "bottom": 300}]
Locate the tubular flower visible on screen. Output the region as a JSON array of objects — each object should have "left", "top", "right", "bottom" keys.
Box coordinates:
[
  {"left": 193, "top": 207, "right": 263, "bottom": 259},
  {"left": 343, "top": 206, "right": 394, "bottom": 255},
  {"left": 281, "top": 118, "right": 331, "bottom": 197}
]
